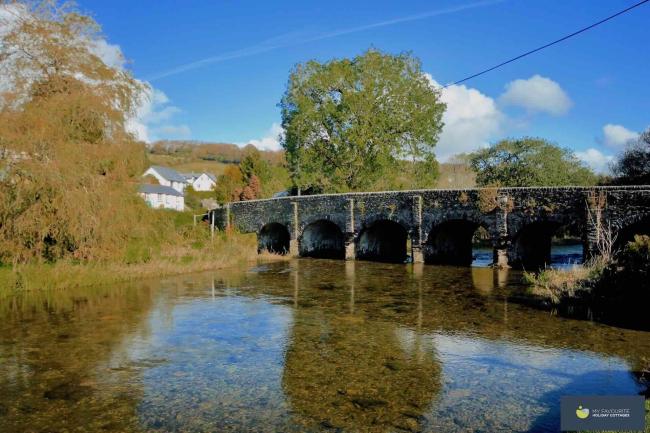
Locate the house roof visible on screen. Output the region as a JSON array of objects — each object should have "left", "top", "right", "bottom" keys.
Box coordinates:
[
  {"left": 272, "top": 190, "right": 290, "bottom": 198},
  {"left": 180, "top": 172, "right": 201, "bottom": 180},
  {"left": 139, "top": 184, "right": 184, "bottom": 197},
  {"left": 184, "top": 172, "right": 217, "bottom": 182},
  {"left": 148, "top": 165, "right": 186, "bottom": 183}
]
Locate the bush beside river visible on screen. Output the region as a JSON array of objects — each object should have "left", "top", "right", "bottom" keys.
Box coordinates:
[{"left": 524, "top": 235, "right": 650, "bottom": 306}]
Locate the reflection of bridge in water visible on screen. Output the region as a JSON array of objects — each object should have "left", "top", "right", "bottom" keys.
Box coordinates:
[
  {"left": 221, "top": 260, "right": 650, "bottom": 432},
  {"left": 210, "top": 186, "right": 650, "bottom": 269}
]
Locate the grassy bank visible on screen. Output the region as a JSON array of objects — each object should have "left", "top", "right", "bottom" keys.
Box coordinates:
[
  {"left": 524, "top": 235, "right": 650, "bottom": 305},
  {"left": 0, "top": 215, "right": 285, "bottom": 293},
  {"left": 523, "top": 259, "right": 606, "bottom": 304}
]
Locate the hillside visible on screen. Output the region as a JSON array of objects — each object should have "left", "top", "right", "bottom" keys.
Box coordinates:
[
  {"left": 147, "top": 153, "right": 231, "bottom": 177},
  {"left": 147, "top": 140, "right": 477, "bottom": 190},
  {"left": 435, "top": 162, "right": 476, "bottom": 189}
]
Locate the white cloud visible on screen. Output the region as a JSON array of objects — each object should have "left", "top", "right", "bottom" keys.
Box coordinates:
[
  {"left": 126, "top": 87, "right": 189, "bottom": 143},
  {"left": 499, "top": 75, "right": 572, "bottom": 116},
  {"left": 0, "top": 4, "right": 27, "bottom": 100},
  {"left": 246, "top": 123, "right": 284, "bottom": 151},
  {"left": 602, "top": 123, "right": 638, "bottom": 148},
  {"left": 0, "top": 3, "right": 25, "bottom": 33},
  {"left": 575, "top": 148, "right": 614, "bottom": 174},
  {"left": 88, "top": 39, "right": 125, "bottom": 70},
  {"left": 89, "top": 41, "right": 189, "bottom": 143},
  {"left": 154, "top": 125, "right": 191, "bottom": 140},
  {"left": 425, "top": 74, "right": 504, "bottom": 160}
]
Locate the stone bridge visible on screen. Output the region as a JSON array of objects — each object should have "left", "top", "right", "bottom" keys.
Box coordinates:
[{"left": 209, "top": 186, "right": 650, "bottom": 269}]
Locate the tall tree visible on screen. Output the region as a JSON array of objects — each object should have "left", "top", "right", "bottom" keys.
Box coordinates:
[
  {"left": 611, "top": 129, "right": 650, "bottom": 185},
  {"left": 239, "top": 147, "right": 270, "bottom": 183},
  {"left": 0, "top": 1, "right": 149, "bottom": 263},
  {"left": 214, "top": 165, "right": 244, "bottom": 204},
  {"left": 280, "top": 49, "right": 445, "bottom": 193},
  {"left": 469, "top": 138, "right": 597, "bottom": 187}
]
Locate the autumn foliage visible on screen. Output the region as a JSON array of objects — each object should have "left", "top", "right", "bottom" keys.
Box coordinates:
[
  {"left": 0, "top": 1, "right": 160, "bottom": 264},
  {"left": 214, "top": 148, "right": 272, "bottom": 203}
]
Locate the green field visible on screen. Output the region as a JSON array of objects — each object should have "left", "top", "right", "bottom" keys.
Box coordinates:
[
  {"left": 148, "top": 152, "right": 477, "bottom": 191},
  {"left": 147, "top": 154, "right": 231, "bottom": 176}
]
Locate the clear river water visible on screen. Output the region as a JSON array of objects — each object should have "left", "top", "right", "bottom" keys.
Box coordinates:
[{"left": 1, "top": 248, "right": 648, "bottom": 432}]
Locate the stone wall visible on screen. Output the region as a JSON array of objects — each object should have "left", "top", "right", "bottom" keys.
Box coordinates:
[{"left": 210, "top": 186, "right": 650, "bottom": 269}]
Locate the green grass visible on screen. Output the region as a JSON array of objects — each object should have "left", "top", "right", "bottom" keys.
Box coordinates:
[
  {"left": 0, "top": 228, "right": 286, "bottom": 294},
  {"left": 523, "top": 259, "right": 607, "bottom": 304}
]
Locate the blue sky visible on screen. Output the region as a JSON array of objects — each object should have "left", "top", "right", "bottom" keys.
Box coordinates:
[{"left": 81, "top": 0, "right": 649, "bottom": 172}]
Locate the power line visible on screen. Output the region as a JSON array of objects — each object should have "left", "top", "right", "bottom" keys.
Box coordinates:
[{"left": 444, "top": 0, "right": 650, "bottom": 88}]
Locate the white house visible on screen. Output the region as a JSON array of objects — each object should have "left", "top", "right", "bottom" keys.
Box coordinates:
[
  {"left": 140, "top": 166, "right": 217, "bottom": 211},
  {"left": 143, "top": 165, "right": 188, "bottom": 193},
  {"left": 190, "top": 172, "right": 217, "bottom": 191},
  {"left": 139, "top": 184, "right": 185, "bottom": 211},
  {"left": 181, "top": 172, "right": 200, "bottom": 184}
]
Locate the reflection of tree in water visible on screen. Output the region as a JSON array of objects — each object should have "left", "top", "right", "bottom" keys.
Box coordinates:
[
  {"left": 282, "top": 308, "right": 441, "bottom": 432},
  {"left": 0, "top": 284, "right": 156, "bottom": 433},
  {"left": 262, "top": 259, "right": 650, "bottom": 432}
]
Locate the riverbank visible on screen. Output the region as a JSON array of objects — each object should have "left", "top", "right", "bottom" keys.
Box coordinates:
[
  {"left": 523, "top": 259, "right": 606, "bottom": 305},
  {"left": 523, "top": 235, "right": 650, "bottom": 317},
  {"left": 0, "top": 230, "right": 286, "bottom": 294}
]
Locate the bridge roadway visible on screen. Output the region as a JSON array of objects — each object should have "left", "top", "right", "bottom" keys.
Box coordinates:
[{"left": 209, "top": 186, "right": 650, "bottom": 269}]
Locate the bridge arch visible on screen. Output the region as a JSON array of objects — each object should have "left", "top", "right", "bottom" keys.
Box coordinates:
[
  {"left": 509, "top": 217, "right": 583, "bottom": 270},
  {"left": 424, "top": 219, "right": 491, "bottom": 266},
  {"left": 613, "top": 213, "right": 650, "bottom": 252},
  {"left": 299, "top": 219, "right": 345, "bottom": 259},
  {"left": 356, "top": 219, "right": 408, "bottom": 263},
  {"left": 258, "top": 222, "right": 290, "bottom": 255}
]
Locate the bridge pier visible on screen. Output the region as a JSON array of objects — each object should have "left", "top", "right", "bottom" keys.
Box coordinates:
[
  {"left": 291, "top": 201, "right": 299, "bottom": 257},
  {"left": 290, "top": 239, "right": 299, "bottom": 257},
  {"left": 345, "top": 198, "right": 356, "bottom": 260},
  {"left": 411, "top": 196, "right": 424, "bottom": 263},
  {"left": 584, "top": 190, "right": 606, "bottom": 261},
  {"left": 493, "top": 248, "right": 509, "bottom": 268},
  {"left": 411, "top": 246, "right": 424, "bottom": 264},
  {"left": 494, "top": 192, "right": 511, "bottom": 268},
  {"left": 345, "top": 236, "right": 356, "bottom": 261}
]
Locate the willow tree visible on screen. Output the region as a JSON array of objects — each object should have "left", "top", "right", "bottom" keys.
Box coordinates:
[
  {"left": 0, "top": 1, "right": 152, "bottom": 264},
  {"left": 280, "top": 49, "right": 445, "bottom": 193}
]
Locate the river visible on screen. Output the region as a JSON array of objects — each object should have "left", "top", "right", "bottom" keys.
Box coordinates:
[{"left": 0, "top": 255, "right": 648, "bottom": 432}]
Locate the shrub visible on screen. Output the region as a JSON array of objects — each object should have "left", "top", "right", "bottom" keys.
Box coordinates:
[
  {"left": 595, "top": 235, "right": 650, "bottom": 298},
  {"left": 524, "top": 259, "right": 605, "bottom": 304},
  {"left": 525, "top": 236, "right": 650, "bottom": 304},
  {"left": 619, "top": 235, "right": 650, "bottom": 273},
  {"left": 478, "top": 187, "right": 498, "bottom": 213}
]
